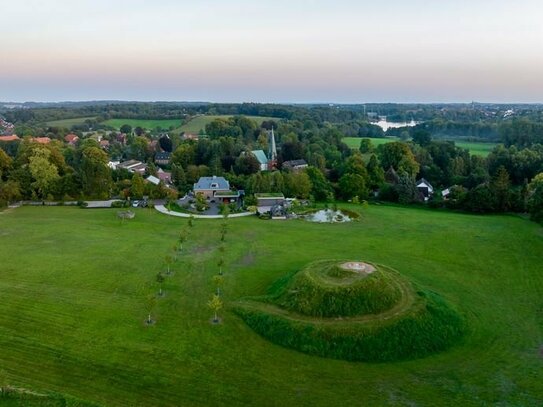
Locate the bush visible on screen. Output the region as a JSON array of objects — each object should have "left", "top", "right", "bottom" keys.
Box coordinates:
[{"left": 111, "top": 200, "right": 128, "bottom": 208}]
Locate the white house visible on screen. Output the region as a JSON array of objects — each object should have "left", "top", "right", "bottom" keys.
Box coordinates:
[{"left": 416, "top": 178, "right": 434, "bottom": 201}]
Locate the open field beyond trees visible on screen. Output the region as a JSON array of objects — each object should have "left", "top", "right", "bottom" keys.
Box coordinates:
[
  {"left": 342, "top": 137, "right": 498, "bottom": 157},
  {"left": 103, "top": 118, "right": 183, "bottom": 131},
  {"left": 179, "top": 115, "right": 278, "bottom": 134},
  {"left": 0, "top": 205, "right": 542, "bottom": 406},
  {"left": 46, "top": 117, "right": 97, "bottom": 127}
]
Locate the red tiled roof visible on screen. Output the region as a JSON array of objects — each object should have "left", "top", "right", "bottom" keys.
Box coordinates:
[
  {"left": 0, "top": 135, "right": 20, "bottom": 142},
  {"left": 65, "top": 133, "right": 79, "bottom": 142},
  {"left": 33, "top": 137, "right": 51, "bottom": 144}
]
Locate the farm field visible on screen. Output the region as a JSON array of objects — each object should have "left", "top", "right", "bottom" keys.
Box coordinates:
[
  {"left": 453, "top": 141, "right": 499, "bottom": 156},
  {"left": 342, "top": 137, "right": 399, "bottom": 149},
  {"left": 180, "top": 115, "right": 278, "bottom": 134},
  {"left": 342, "top": 137, "right": 498, "bottom": 157},
  {"left": 103, "top": 118, "right": 183, "bottom": 131},
  {"left": 46, "top": 117, "right": 97, "bottom": 127},
  {"left": 0, "top": 205, "right": 542, "bottom": 406}
]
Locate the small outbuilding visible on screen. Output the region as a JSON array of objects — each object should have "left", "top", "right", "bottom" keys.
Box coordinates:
[
  {"left": 416, "top": 178, "right": 434, "bottom": 201},
  {"left": 255, "top": 193, "right": 286, "bottom": 216}
]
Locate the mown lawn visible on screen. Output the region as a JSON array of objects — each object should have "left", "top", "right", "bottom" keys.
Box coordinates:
[
  {"left": 342, "top": 137, "right": 498, "bottom": 157},
  {"left": 180, "top": 115, "right": 278, "bottom": 134},
  {"left": 46, "top": 117, "right": 97, "bottom": 128},
  {"left": 342, "top": 137, "right": 399, "bottom": 149},
  {"left": 453, "top": 141, "right": 499, "bottom": 156},
  {"left": 0, "top": 205, "right": 541, "bottom": 406},
  {"left": 103, "top": 118, "right": 183, "bottom": 131}
]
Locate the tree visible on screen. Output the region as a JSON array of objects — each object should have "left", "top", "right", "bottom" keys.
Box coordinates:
[
  {"left": 527, "top": 173, "right": 543, "bottom": 222},
  {"left": 491, "top": 166, "right": 511, "bottom": 212},
  {"left": 396, "top": 174, "right": 419, "bottom": 204},
  {"left": 338, "top": 173, "right": 368, "bottom": 200},
  {"left": 212, "top": 275, "right": 224, "bottom": 296},
  {"left": 234, "top": 154, "right": 260, "bottom": 175},
  {"left": 217, "top": 257, "right": 225, "bottom": 275},
  {"left": 120, "top": 124, "right": 132, "bottom": 135},
  {"left": 146, "top": 294, "right": 157, "bottom": 325},
  {"left": 131, "top": 173, "right": 145, "bottom": 199},
  {"left": 366, "top": 154, "right": 385, "bottom": 190},
  {"left": 80, "top": 146, "right": 112, "bottom": 199},
  {"left": 178, "top": 231, "right": 187, "bottom": 252},
  {"left": 156, "top": 272, "right": 165, "bottom": 297},
  {"left": 158, "top": 135, "right": 173, "bottom": 152},
  {"left": 379, "top": 142, "right": 419, "bottom": 177},
  {"left": 171, "top": 164, "right": 187, "bottom": 192},
  {"left": 464, "top": 184, "right": 496, "bottom": 213},
  {"left": 285, "top": 171, "right": 312, "bottom": 198},
  {"left": 28, "top": 148, "right": 59, "bottom": 199},
  {"left": 0, "top": 180, "right": 21, "bottom": 204},
  {"left": 0, "top": 149, "right": 12, "bottom": 180},
  {"left": 306, "top": 166, "right": 332, "bottom": 201},
  {"left": 359, "top": 138, "right": 373, "bottom": 153},
  {"left": 412, "top": 129, "right": 432, "bottom": 146},
  {"left": 208, "top": 294, "right": 223, "bottom": 324},
  {"left": 165, "top": 255, "right": 173, "bottom": 275}
]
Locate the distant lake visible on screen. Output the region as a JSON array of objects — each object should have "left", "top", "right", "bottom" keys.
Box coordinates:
[{"left": 374, "top": 119, "right": 418, "bottom": 131}]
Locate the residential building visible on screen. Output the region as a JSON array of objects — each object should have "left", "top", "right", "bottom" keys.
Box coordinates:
[
  {"left": 155, "top": 151, "right": 171, "bottom": 166},
  {"left": 282, "top": 159, "right": 308, "bottom": 171},
  {"left": 193, "top": 176, "right": 231, "bottom": 199}
]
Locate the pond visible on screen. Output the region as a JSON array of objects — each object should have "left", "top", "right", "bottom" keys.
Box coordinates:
[
  {"left": 303, "top": 209, "right": 352, "bottom": 223},
  {"left": 374, "top": 119, "right": 418, "bottom": 132}
]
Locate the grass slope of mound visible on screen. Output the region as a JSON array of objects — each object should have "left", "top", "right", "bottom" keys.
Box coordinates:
[
  {"left": 234, "top": 262, "right": 466, "bottom": 362},
  {"left": 235, "top": 288, "right": 465, "bottom": 362},
  {"left": 272, "top": 260, "right": 401, "bottom": 317}
]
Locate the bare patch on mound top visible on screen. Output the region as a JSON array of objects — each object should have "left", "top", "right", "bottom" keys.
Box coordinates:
[{"left": 339, "top": 261, "right": 375, "bottom": 275}]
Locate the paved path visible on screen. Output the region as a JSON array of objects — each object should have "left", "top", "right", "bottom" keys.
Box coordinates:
[{"left": 155, "top": 205, "right": 254, "bottom": 219}]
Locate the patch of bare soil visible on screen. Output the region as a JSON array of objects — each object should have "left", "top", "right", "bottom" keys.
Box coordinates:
[
  {"left": 239, "top": 252, "right": 256, "bottom": 266},
  {"left": 339, "top": 261, "right": 376, "bottom": 275}
]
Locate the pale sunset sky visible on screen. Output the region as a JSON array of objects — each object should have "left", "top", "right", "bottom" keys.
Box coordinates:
[{"left": 1, "top": 0, "right": 542, "bottom": 103}]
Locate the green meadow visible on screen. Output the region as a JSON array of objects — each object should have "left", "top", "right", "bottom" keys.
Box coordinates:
[
  {"left": 0, "top": 205, "right": 541, "bottom": 406},
  {"left": 103, "top": 118, "right": 183, "bottom": 131},
  {"left": 180, "top": 115, "right": 278, "bottom": 134},
  {"left": 46, "top": 117, "right": 97, "bottom": 128},
  {"left": 342, "top": 137, "right": 498, "bottom": 157}
]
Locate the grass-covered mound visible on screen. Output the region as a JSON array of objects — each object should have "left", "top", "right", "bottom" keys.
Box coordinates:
[
  {"left": 273, "top": 260, "right": 401, "bottom": 317},
  {"left": 234, "top": 262, "right": 466, "bottom": 362}
]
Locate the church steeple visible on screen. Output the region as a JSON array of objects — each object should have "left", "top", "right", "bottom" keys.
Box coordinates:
[{"left": 268, "top": 127, "right": 277, "bottom": 161}]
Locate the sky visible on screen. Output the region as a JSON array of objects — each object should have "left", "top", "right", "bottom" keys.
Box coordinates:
[{"left": 1, "top": 0, "right": 542, "bottom": 103}]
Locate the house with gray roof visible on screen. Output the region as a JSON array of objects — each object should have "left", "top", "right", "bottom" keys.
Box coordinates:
[{"left": 193, "top": 176, "right": 231, "bottom": 199}]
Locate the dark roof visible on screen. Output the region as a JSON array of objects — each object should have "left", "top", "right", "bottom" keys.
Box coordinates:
[
  {"left": 282, "top": 159, "right": 308, "bottom": 168},
  {"left": 155, "top": 152, "right": 171, "bottom": 160}
]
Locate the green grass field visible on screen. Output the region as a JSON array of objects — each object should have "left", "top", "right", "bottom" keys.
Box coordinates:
[
  {"left": 0, "top": 205, "right": 542, "bottom": 406},
  {"left": 453, "top": 141, "right": 499, "bottom": 156},
  {"left": 342, "top": 137, "right": 498, "bottom": 157},
  {"left": 342, "top": 137, "right": 399, "bottom": 149},
  {"left": 180, "top": 115, "right": 278, "bottom": 134},
  {"left": 46, "top": 117, "right": 97, "bottom": 128},
  {"left": 103, "top": 118, "right": 183, "bottom": 131}
]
